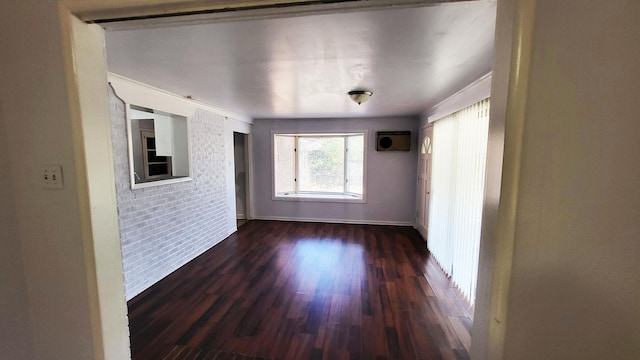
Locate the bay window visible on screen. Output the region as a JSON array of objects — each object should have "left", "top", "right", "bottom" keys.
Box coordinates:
[{"left": 273, "top": 132, "right": 366, "bottom": 202}]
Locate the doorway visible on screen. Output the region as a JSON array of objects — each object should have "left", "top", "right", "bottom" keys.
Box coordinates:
[
  {"left": 60, "top": 0, "right": 508, "bottom": 358},
  {"left": 416, "top": 124, "right": 433, "bottom": 240},
  {"left": 233, "top": 132, "right": 249, "bottom": 227}
]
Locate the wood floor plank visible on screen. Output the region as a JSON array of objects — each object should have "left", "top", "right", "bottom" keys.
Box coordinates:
[{"left": 128, "top": 221, "right": 473, "bottom": 360}]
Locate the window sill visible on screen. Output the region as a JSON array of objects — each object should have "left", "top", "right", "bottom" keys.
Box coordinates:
[
  {"left": 131, "top": 176, "right": 192, "bottom": 190},
  {"left": 274, "top": 193, "right": 365, "bottom": 204}
]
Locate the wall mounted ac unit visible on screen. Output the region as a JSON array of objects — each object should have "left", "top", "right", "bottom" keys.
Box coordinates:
[{"left": 376, "top": 131, "right": 411, "bottom": 151}]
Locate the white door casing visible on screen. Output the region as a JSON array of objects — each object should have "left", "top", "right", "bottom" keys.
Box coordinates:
[{"left": 416, "top": 124, "right": 433, "bottom": 240}]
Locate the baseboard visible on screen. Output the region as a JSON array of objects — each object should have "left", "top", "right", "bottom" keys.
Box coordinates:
[
  {"left": 236, "top": 214, "right": 246, "bottom": 220},
  {"left": 254, "top": 216, "right": 413, "bottom": 227}
]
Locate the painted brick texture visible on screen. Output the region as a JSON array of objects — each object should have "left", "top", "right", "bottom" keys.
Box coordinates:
[{"left": 109, "top": 86, "right": 229, "bottom": 300}]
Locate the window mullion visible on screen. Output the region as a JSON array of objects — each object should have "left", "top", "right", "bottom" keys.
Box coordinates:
[
  {"left": 293, "top": 136, "right": 298, "bottom": 194},
  {"left": 344, "top": 135, "right": 349, "bottom": 195}
]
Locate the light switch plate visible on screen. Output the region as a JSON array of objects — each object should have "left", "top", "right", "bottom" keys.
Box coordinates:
[{"left": 41, "top": 165, "right": 63, "bottom": 189}]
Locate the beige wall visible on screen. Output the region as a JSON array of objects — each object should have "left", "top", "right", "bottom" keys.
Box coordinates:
[
  {"left": 0, "top": 0, "right": 100, "bottom": 358},
  {"left": 475, "top": 1, "right": 640, "bottom": 359},
  {"left": 0, "top": 100, "right": 35, "bottom": 359}
]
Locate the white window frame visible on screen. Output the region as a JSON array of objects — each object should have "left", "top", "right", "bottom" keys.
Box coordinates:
[
  {"left": 126, "top": 106, "right": 192, "bottom": 189},
  {"left": 272, "top": 130, "right": 367, "bottom": 203}
]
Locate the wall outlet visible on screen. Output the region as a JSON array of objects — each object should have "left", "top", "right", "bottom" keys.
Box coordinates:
[{"left": 41, "top": 165, "right": 63, "bottom": 189}]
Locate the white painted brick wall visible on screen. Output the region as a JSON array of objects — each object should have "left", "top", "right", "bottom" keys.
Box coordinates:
[{"left": 109, "top": 86, "right": 230, "bottom": 300}]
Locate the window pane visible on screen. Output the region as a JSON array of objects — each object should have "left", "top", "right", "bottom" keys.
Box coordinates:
[
  {"left": 146, "top": 136, "right": 156, "bottom": 149},
  {"left": 298, "top": 137, "right": 344, "bottom": 193},
  {"left": 346, "top": 135, "right": 364, "bottom": 195},
  {"left": 148, "top": 164, "right": 169, "bottom": 176},
  {"left": 147, "top": 151, "right": 168, "bottom": 163},
  {"left": 274, "top": 135, "right": 296, "bottom": 194}
]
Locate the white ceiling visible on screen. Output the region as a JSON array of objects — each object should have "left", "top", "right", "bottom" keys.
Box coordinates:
[{"left": 105, "top": 1, "right": 496, "bottom": 119}]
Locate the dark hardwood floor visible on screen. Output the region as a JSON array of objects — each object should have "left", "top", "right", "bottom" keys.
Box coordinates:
[{"left": 127, "top": 221, "right": 473, "bottom": 360}]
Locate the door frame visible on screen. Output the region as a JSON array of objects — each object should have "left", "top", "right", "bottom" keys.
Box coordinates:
[
  {"left": 57, "top": 0, "right": 527, "bottom": 358},
  {"left": 416, "top": 124, "right": 433, "bottom": 240},
  {"left": 233, "top": 131, "right": 252, "bottom": 221}
]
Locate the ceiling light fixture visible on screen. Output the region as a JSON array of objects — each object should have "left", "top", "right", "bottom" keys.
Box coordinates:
[{"left": 348, "top": 90, "right": 373, "bottom": 105}]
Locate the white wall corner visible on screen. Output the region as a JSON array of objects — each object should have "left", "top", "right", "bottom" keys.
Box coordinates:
[{"left": 422, "top": 72, "right": 493, "bottom": 123}]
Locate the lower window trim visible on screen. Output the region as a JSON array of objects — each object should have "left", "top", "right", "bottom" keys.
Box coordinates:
[{"left": 274, "top": 192, "right": 365, "bottom": 203}]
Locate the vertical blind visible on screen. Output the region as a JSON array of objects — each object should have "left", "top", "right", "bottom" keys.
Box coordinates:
[{"left": 427, "top": 98, "right": 490, "bottom": 303}]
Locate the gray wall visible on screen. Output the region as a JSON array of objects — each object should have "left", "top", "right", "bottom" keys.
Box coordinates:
[
  {"left": 252, "top": 117, "right": 419, "bottom": 225},
  {"left": 110, "top": 87, "right": 230, "bottom": 300}
]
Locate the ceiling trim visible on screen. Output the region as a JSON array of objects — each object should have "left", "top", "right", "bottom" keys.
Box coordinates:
[
  {"left": 73, "top": 0, "right": 485, "bottom": 29},
  {"left": 422, "top": 72, "right": 493, "bottom": 123}
]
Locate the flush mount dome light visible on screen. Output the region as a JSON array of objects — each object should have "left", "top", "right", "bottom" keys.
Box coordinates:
[{"left": 348, "top": 90, "right": 373, "bottom": 105}]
